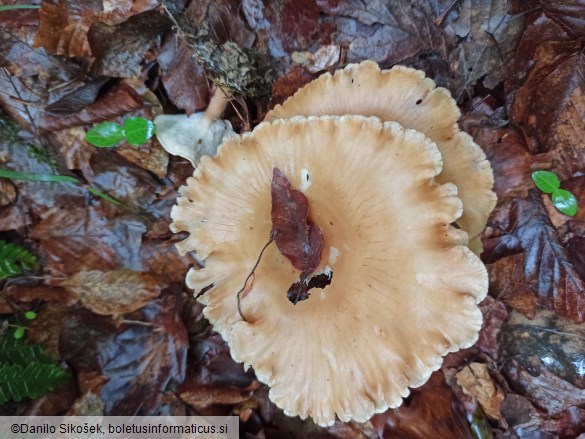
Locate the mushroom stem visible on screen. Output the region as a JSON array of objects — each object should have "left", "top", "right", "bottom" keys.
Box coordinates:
[{"left": 204, "top": 86, "right": 230, "bottom": 122}]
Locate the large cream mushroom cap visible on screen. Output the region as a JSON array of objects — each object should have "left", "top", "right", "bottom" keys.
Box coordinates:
[
  {"left": 171, "top": 116, "right": 488, "bottom": 426},
  {"left": 266, "top": 61, "right": 496, "bottom": 240}
]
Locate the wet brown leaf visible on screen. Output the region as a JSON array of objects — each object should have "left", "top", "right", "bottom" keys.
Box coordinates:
[
  {"left": 456, "top": 362, "right": 505, "bottom": 421},
  {"left": 33, "top": 0, "right": 161, "bottom": 59},
  {"left": 510, "top": 38, "right": 585, "bottom": 162},
  {"left": 140, "top": 239, "right": 199, "bottom": 286},
  {"left": 30, "top": 206, "right": 147, "bottom": 276},
  {"left": 157, "top": 36, "right": 209, "bottom": 114},
  {"left": 61, "top": 269, "right": 162, "bottom": 316},
  {"left": 370, "top": 371, "right": 473, "bottom": 439},
  {"left": 186, "top": 0, "right": 255, "bottom": 48},
  {"left": 499, "top": 309, "right": 585, "bottom": 390},
  {"left": 1, "top": 137, "right": 88, "bottom": 212},
  {"left": 502, "top": 359, "right": 585, "bottom": 415},
  {"left": 508, "top": 190, "right": 585, "bottom": 322},
  {"left": 44, "top": 77, "right": 109, "bottom": 114},
  {"left": 270, "top": 66, "right": 314, "bottom": 107},
  {"left": 88, "top": 149, "right": 159, "bottom": 206},
  {"left": 43, "top": 127, "right": 96, "bottom": 180},
  {"left": 87, "top": 10, "right": 171, "bottom": 78},
  {"left": 512, "top": 0, "right": 585, "bottom": 37},
  {"left": 27, "top": 301, "right": 72, "bottom": 359},
  {"left": 488, "top": 253, "right": 538, "bottom": 318},
  {"left": 317, "top": 0, "right": 450, "bottom": 70},
  {"left": 448, "top": 0, "right": 524, "bottom": 97},
  {"left": 40, "top": 82, "right": 143, "bottom": 132},
  {"left": 60, "top": 288, "right": 188, "bottom": 415},
  {"left": 271, "top": 167, "right": 324, "bottom": 276}
]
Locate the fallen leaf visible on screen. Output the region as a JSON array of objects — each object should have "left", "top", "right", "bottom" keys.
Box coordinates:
[
  {"left": 317, "top": 0, "right": 451, "bottom": 71},
  {"left": 87, "top": 10, "right": 171, "bottom": 78},
  {"left": 269, "top": 66, "right": 314, "bottom": 107},
  {"left": 270, "top": 167, "right": 324, "bottom": 275},
  {"left": 40, "top": 82, "right": 144, "bottom": 132},
  {"left": 456, "top": 362, "right": 505, "bottom": 421},
  {"left": 488, "top": 253, "right": 538, "bottom": 318},
  {"left": 33, "top": 0, "right": 160, "bottom": 59},
  {"left": 510, "top": 38, "right": 585, "bottom": 162},
  {"left": 501, "top": 358, "right": 585, "bottom": 415},
  {"left": 30, "top": 206, "right": 147, "bottom": 275},
  {"left": 27, "top": 302, "right": 72, "bottom": 360},
  {"left": 61, "top": 269, "right": 162, "bottom": 316},
  {"left": 186, "top": 0, "right": 255, "bottom": 48},
  {"left": 44, "top": 77, "right": 110, "bottom": 114},
  {"left": 157, "top": 36, "right": 209, "bottom": 114},
  {"left": 60, "top": 288, "right": 188, "bottom": 415},
  {"left": 512, "top": 1, "right": 585, "bottom": 38},
  {"left": 499, "top": 309, "right": 585, "bottom": 390},
  {"left": 448, "top": 0, "right": 524, "bottom": 97},
  {"left": 0, "top": 136, "right": 88, "bottom": 213},
  {"left": 509, "top": 190, "right": 585, "bottom": 322},
  {"left": 370, "top": 371, "right": 473, "bottom": 439},
  {"left": 88, "top": 149, "right": 159, "bottom": 206},
  {"left": 286, "top": 271, "right": 332, "bottom": 304}
]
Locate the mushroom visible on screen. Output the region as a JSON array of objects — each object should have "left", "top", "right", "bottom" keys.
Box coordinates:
[
  {"left": 266, "top": 61, "right": 496, "bottom": 242},
  {"left": 154, "top": 86, "right": 234, "bottom": 166},
  {"left": 171, "top": 115, "right": 488, "bottom": 426}
]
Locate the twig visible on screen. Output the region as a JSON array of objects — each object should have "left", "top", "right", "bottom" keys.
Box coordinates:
[{"left": 236, "top": 234, "right": 274, "bottom": 322}]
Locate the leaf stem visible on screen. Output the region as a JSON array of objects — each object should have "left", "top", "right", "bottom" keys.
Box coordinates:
[{"left": 236, "top": 234, "right": 274, "bottom": 322}]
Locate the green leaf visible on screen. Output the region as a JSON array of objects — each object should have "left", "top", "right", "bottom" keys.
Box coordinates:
[
  {"left": 0, "top": 362, "right": 69, "bottom": 404},
  {"left": 0, "top": 241, "right": 38, "bottom": 280},
  {"left": 13, "top": 327, "right": 25, "bottom": 340},
  {"left": 123, "top": 117, "right": 155, "bottom": 146},
  {"left": 24, "top": 311, "right": 37, "bottom": 321},
  {"left": 552, "top": 189, "right": 578, "bottom": 216},
  {"left": 0, "top": 169, "right": 79, "bottom": 183},
  {"left": 0, "top": 5, "right": 40, "bottom": 12},
  {"left": 532, "top": 171, "right": 560, "bottom": 194},
  {"left": 85, "top": 122, "right": 125, "bottom": 147},
  {"left": 0, "top": 337, "right": 51, "bottom": 365}
]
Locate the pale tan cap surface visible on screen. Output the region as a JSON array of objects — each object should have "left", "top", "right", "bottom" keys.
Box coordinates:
[
  {"left": 266, "top": 61, "right": 496, "bottom": 239},
  {"left": 171, "top": 116, "right": 488, "bottom": 426}
]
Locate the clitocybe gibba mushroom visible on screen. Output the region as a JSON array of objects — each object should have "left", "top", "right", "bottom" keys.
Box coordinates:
[
  {"left": 154, "top": 86, "right": 234, "bottom": 166},
  {"left": 266, "top": 61, "right": 497, "bottom": 243},
  {"left": 171, "top": 115, "right": 488, "bottom": 426}
]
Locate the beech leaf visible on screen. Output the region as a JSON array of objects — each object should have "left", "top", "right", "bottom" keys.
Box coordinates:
[
  {"left": 61, "top": 269, "right": 162, "bottom": 316},
  {"left": 270, "top": 167, "right": 324, "bottom": 274},
  {"left": 512, "top": 190, "right": 585, "bottom": 322}
]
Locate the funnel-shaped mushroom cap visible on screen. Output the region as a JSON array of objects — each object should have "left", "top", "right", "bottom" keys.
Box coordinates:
[
  {"left": 266, "top": 61, "right": 496, "bottom": 239},
  {"left": 171, "top": 116, "right": 488, "bottom": 426}
]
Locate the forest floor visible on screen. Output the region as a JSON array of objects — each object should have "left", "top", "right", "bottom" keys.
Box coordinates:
[{"left": 1, "top": 1, "right": 585, "bottom": 438}]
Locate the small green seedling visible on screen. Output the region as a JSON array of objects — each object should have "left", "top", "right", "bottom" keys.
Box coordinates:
[
  {"left": 85, "top": 117, "right": 155, "bottom": 147},
  {"left": 12, "top": 311, "right": 37, "bottom": 340},
  {"left": 532, "top": 170, "right": 578, "bottom": 216}
]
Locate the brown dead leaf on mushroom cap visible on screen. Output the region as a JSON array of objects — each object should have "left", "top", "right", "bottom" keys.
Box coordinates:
[
  {"left": 171, "top": 115, "right": 488, "bottom": 426},
  {"left": 266, "top": 61, "right": 497, "bottom": 241}
]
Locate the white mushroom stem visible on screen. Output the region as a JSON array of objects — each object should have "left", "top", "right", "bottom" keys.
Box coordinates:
[
  {"left": 154, "top": 85, "right": 234, "bottom": 166},
  {"left": 204, "top": 86, "right": 231, "bottom": 122}
]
